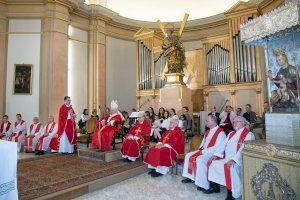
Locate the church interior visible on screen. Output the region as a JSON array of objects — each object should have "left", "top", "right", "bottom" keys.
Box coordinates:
[{"left": 0, "top": 0, "right": 299, "bottom": 199}]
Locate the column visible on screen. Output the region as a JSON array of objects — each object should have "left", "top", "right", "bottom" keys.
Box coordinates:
[
  {"left": 39, "top": 2, "right": 70, "bottom": 123},
  {"left": 88, "top": 18, "right": 106, "bottom": 112},
  {"left": 0, "top": 3, "right": 7, "bottom": 115}
]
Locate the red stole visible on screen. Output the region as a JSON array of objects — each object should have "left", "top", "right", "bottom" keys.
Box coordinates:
[
  {"left": 224, "top": 128, "right": 250, "bottom": 190},
  {"left": 45, "top": 122, "right": 56, "bottom": 136},
  {"left": 29, "top": 123, "right": 42, "bottom": 135},
  {"left": 57, "top": 104, "right": 76, "bottom": 144},
  {"left": 14, "top": 120, "right": 25, "bottom": 134},
  {"left": 188, "top": 127, "right": 223, "bottom": 175},
  {"left": 0, "top": 122, "right": 11, "bottom": 133}
]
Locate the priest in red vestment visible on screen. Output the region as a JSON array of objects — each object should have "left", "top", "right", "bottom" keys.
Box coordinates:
[
  {"left": 206, "top": 116, "right": 254, "bottom": 199},
  {"left": 24, "top": 117, "right": 43, "bottom": 153},
  {"left": 36, "top": 116, "right": 58, "bottom": 155},
  {"left": 8, "top": 114, "right": 27, "bottom": 152},
  {"left": 91, "top": 100, "right": 123, "bottom": 151},
  {"left": 0, "top": 115, "right": 12, "bottom": 140},
  {"left": 219, "top": 105, "right": 236, "bottom": 135},
  {"left": 144, "top": 116, "right": 185, "bottom": 177},
  {"left": 52, "top": 96, "right": 77, "bottom": 154},
  {"left": 181, "top": 115, "right": 226, "bottom": 191},
  {"left": 121, "top": 111, "right": 151, "bottom": 162}
]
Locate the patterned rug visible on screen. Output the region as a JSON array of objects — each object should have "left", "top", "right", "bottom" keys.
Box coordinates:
[{"left": 18, "top": 154, "right": 144, "bottom": 200}]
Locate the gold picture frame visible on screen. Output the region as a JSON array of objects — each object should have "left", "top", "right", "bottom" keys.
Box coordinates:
[{"left": 13, "top": 64, "right": 33, "bottom": 95}]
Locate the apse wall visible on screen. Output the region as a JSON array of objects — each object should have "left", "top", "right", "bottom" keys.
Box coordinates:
[
  {"left": 68, "top": 26, "right": 88, "bottom": 119},
  {"left": 6, "top": 19, "right": 41, "bottom": 124},
  {"left": 106, "top": 37, "right": 136, "bottom": 112}
]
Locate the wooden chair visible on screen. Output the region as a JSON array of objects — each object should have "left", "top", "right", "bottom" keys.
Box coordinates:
[
  {"left": 140, "top": 134, "right": 151, "bottom": 160},
  {"left": 111, "top": 123, "right": 124, "bottom": 150},
  {"left": 77, "top": 118, "right": 97, "bottom": 147},
  {"left": 171, "top": 134, "right": 203, "bottom": 175}
]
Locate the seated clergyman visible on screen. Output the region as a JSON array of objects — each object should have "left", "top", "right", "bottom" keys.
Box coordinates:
[
  {"left": 144, "top": 116, "right": 185, "bottom": 177},
  {"left": 121, "top": 112, "right": 151, "bottom": 162},
  {"left": 205, "top": 116, "right": 255, "bottom": 200},
  {"left": 0, "top": 115, "right": 13, "bottom": 140},
  {"left": 8, "top": 114, "right": 27, "bottom": 152},
  {"left": 181, "top": 115, "right": 226, "bottom": 191},
  {"left": 35, "top": 116, "right": 58, "bottom": 155},
  {"left": 24, "top": 117, "right": 43, "bottom": 153}
]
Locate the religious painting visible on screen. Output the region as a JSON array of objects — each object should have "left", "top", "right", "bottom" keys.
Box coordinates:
[
  {"left": 13, "top": 64, "right": 33, "bottom": 95},
  {"left": 266, "top": 29, "right": 300, "bottom": 113}
]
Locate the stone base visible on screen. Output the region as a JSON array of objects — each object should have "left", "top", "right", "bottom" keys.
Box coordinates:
[
  {"left": 78, "top": 147, "right": 122, "bottom": 162},
  {"left": 266, "top": 113, "right": 300, "bottom": 146},
  {"left": 158, "top": 84, "right": 193, "bottom": 112}
]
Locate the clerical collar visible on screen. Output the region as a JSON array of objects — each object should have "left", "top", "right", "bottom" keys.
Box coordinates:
[{"left": 65, "top": 103, "right": 71, "bottom": 107}]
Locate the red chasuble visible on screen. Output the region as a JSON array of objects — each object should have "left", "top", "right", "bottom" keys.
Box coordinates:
[
  {"left": 91, "top": 113, "right": 122, "bottom": 151},
  {"left": 49, "top": 104, "right": 76, "bottom": 151},
  {"left": 144, "top": 127, "right": 185, "bottom": 167},
  {"left": 121, "top": 120, "right": 151, "bottom": 158}
]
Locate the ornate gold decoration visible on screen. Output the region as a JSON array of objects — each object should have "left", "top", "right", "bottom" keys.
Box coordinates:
[
  {"left": 265, "top": 144, "right": 277, "bottom": 157},
  {"left": 251, "top": 163, "right": 296, "bottom": 200}
]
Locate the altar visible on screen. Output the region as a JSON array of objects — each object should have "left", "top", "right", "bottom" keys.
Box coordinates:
[
  {"left": 240, "top": 0, "right": 300, "bottom": 199},
  {"left": 0, "top": 140, "right": 18, "bottom": 200}
]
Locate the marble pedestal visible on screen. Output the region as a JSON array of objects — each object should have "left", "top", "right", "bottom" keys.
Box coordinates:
[
  {"left": 266, "top": 113, "right": 300, "bottom": 146},
  {"left": 158, "top": 84, "right": 193, "bottom": 113}
]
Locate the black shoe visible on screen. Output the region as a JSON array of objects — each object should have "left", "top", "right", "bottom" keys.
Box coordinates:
[
  {"left": 35, "top": 151, "right": 40, "bottom": 155},
  {"left": 181, "top": 178, "right": 194, "bottom": 183},
  {"left": 123, "top": 158, "right": 128, "bottom": 162},
  {"left": 202, "top": 187, "right": 220, "bottom": 194},
  {"left": 40, "top": 150, "right": 45, "bottom": 155},
  {"left": 148, "top": 169, "right": 155, "bottom": 175},
  {"left": 151, "top": 171, "right": 163, "bottom": 177},
  {"left": 197, "top": 187, "right": 205, "bottom": 191},
  {"left": 225, "top": 190, "right": 234, "bottom": 200}
]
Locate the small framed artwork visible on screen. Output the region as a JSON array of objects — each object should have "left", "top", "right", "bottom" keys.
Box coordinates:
[{"left": 13, "top": 64, "right": 33, "bottom": 95}]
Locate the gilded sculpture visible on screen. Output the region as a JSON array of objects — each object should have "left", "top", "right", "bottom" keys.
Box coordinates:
[{"left": 157, "top": 14, "right": 189, "bottom": 74}]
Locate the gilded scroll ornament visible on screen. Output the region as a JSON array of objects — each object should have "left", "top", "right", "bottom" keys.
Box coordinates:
[{"left": 251, "top": 163, "right": 296, "bottom": 200}]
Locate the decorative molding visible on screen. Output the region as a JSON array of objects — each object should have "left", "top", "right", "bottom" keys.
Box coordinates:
[
  {"left": 244, "top": 141, "right": 300, "bottom": 162},
  {"left": 241, "top": 1, "right": 300, "bottom": 44},
  {"left": 251, "top": 163, "right": 297, "bottom": 200}
]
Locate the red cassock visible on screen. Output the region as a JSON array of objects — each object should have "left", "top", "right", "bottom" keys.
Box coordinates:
[
  {"left": 144, "top": 127, "right": 185, "bottom": 167},
  {"left": 121, "top": 120, "right": 151, "bottom": 158},
  {"left": 49, "top": 104, "right": 76, "bottom": 151},
  {"left": 91, "top": 114, "right": 122, "bottom": 151}
]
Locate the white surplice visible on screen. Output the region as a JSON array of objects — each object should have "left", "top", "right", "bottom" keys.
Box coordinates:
[
  {"left": 182, "top": 126, "right": 226, "bottom": 189},
  {"left": 10, "top": 121, "right": 27, "bottom": 152},
  {"left": 26, "top": 123, "right": 43, "bottom": 151},
  {"left": 208, "top": 127, "right": 254, "bottom": 198},
  {"left": 38, "top": 122, "right": 58, "bottom": 151}
]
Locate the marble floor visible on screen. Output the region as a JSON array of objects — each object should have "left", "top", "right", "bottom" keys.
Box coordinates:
[{"left": 74, "top": 172, "right": 228, "bottom": 200}]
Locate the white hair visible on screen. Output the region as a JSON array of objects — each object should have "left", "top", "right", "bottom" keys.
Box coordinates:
[
  {"left": 234, "top": 116, "right": 249, "bottom": 126},
  {"left": 170, "top": 115, "right": 179, "bottom": 125}
]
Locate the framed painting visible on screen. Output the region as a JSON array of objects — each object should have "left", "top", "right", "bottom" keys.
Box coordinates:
[{"left": 13, "top": 64, "right": 33, "bottom": 95}]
